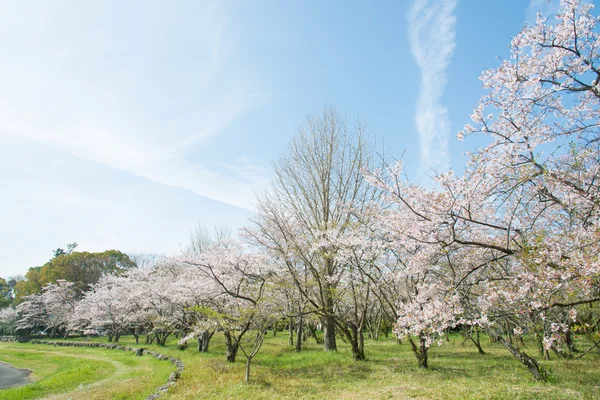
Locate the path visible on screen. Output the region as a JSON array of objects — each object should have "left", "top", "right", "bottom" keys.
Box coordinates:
[{"left": 0, "top": 361, "right": 32, "bottom": 389}]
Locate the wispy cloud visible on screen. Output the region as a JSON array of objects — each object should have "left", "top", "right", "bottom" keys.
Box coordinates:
[
  {"left": 407, "top": 0, "right": 457, "bottom": 177},
  {"left": 526, "top": 0, "right": 560, "bottom": 24},
  {"left": 0, "top": 0, "right": 267, "bottom": 210}
]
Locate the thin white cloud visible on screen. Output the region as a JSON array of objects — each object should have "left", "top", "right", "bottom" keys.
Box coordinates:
[
  {"left": 0, "top": 0, "right": 267, "bottom": 211},
  {"left": 0, "top": 133, "right": 255, "bottom": 277},
  {"left": 526, "top": 0, "right": 560, "bottom": 24},
  {"left": 407, "top": 0, "right": 457, "bottom": 177}
]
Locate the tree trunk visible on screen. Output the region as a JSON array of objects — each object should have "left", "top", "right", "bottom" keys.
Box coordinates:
[
  {"left": 307, "top": 324, "right": 323, "bottom": 344},
  {"left": 288, "top": 319, "right": 294, "bottom": 346},
  {"left": 146, "top": 333, "right": 155, "bottom": 345},
  {"left": 419, "top": 336, "right": 428, "bottom": 368},
  {"left": 408, "top": 334, "right": 428, "bottom": 368},
  {"left": 565, "top": 328, "right": 577, "bottom": 354},
  {"left": 157, "top": 332, "right": 170, "bottom": 346},
  {"left": 202, "top": 332, "right": 211, "bottom": 352},
  {"left": 245, "top": 357, "right": 252, "bottom": 382},
  {"left": 491, "top": 330, "right": 546, "bottom": 381},
  {"left": 350, "top": 341, "right": 365, "bottom": 360},
  {"left": 349, "top": 331, "right": 365, "bottom": 361},
  {"left": 198, "top": 330, "right": 213, "bottom": 352},
  {"left": 343, "top": 322, "right": 365, "bottom": 361},
  {"left": 224, "top": 331, "right": 239, "bottom": 363},
  {"left": 133, "top": 326, "right": 140, "bottom": 344},
  {"left": 295, "top": 316, "right": 303, "bottom": 352},
  {"left": 359, "top": 325, "right": 365, "bottom": 357},
  {"left": 470, "top": 329, "right": 485, "bottom": 355},
  {"left": 323, "top": 316, "right": 337, "bottom": 352},
  {"left": 114, "top": 332, "right": 121, "bottom": 343}
]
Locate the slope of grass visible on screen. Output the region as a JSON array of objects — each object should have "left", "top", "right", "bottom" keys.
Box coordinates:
[
  {"left": 0, "top": 342, "right": 173, "bottom": 400},
  {"left": 47, "top": 332, "right": 600, "bottom": 400}
]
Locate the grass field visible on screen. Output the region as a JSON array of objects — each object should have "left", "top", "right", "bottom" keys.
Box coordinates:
[
  {"left": 1, "top": 332, "right": 599, "bottom": 399},
  {"left": 0, "top": 342, "right": 173, "bottom": 400}
]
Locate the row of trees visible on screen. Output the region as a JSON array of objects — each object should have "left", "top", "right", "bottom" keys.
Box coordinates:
[
  {"left": 0, "top": 245, "right": 138, "bottom": 336},
  {"left": 2, "top": 0, "right": 600, "bottom": 383}
]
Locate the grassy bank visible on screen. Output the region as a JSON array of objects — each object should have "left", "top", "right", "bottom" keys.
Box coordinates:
[
  {"left": 21, "top": 332, "right": 599, "bottom": 400},
  {"left": 0, "top": 342, "right": 173, "bottom": 400}
]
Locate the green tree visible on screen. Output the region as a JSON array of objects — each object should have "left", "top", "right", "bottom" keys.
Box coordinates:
[
  {"left": 0, "top": 278, "right": 12, "bottom": 308},
  {"left": 13, "top": 245, "right": 137, "bottom": 303}
]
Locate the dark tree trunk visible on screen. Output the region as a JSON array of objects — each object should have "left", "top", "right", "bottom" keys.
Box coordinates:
[
  {"left": 156, "top": 332, "right": 170, "bottom": 346},
  {"left": 323, "top": 316, "right": 337, "bottom": 352},
  {"left": 359, "top": 326, "right": 365, "bottom": 356},
  {"left": 146, "top": 333, "right": 155, "bottom": 345},
  {"left": 341, "top": 321, "right": 365, "bottom": 361},
  {"left": 224, "top": 331, "right": 239, "bottom": 363},
  {"left": 350, "top": 341, "right": 365, "bottom": 360},
  {"left": 132, "top": 326, "right": 140, "bottom": 344},
  {"left": 565, "top": 328, "right": 577, "bottom": 354},
  {"left": 408, "top": 334, "right": 428, "bottom": 368},
  {"left": 288, "top": 319, "right": 294, "bottom": 346},
  {"left": 203, "top": 331, "right": 213, "bottom": 352},
  {"left": 470, "top": 329, "right": 485, "bottom": 355},
  {"left": 198, "top": 330, "right": 214, "bottom": 352},
  {"left": 295, "top": 316, "right": 303, "bottom": 352},
  {"left": 308, "top": 324, "right": 323, "bottom": 344},
  {"left": 323, "top": 286, "right": 337, "bottom": 351},
  {"left": 349, "top": 326, "right": 365, "bottom": 361}
]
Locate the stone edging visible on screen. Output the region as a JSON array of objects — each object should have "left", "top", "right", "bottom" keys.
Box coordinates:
[{"left": 29, "top": 340, "right": 184, "bottom": 399}]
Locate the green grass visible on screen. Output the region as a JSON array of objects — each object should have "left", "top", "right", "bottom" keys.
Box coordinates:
[
  {"left": 0, "top": 342, "right": 173, "bottom": 400},
  {"left": 1, "top": 333, "right": 599, "bottom": 399}
]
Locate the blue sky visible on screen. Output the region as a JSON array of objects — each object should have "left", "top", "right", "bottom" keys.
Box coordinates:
[{"left": 0, "top": 0, "right": 561, "bottom": 276}]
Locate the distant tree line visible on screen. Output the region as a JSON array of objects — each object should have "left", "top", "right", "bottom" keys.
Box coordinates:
[{"left": 0, "top": 242, "right": 136, "bottom": 306}]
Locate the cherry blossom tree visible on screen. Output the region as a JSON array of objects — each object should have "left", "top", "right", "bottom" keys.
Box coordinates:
[
  {"left": 178, "top": 240, "right": 275, "bottom": 364},
  {"left": 0, "top": 307, "right": 17, "bottom": 336},
  {"left": 16, "top": 280, "right": 78, "bottom": 337},
  {"left": 363, "top": 0, "right": 600, "bottom": 380},
  {"left": 245, "top": 107, "right": 383, "bottom": 354},
  {"left": 70, "top": 274, "right": 148, "bottom": 343}
]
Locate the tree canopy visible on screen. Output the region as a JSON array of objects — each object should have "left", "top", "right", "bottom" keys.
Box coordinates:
[{"left": 12, "top": 247, "right": 136, "bottom": 303}]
